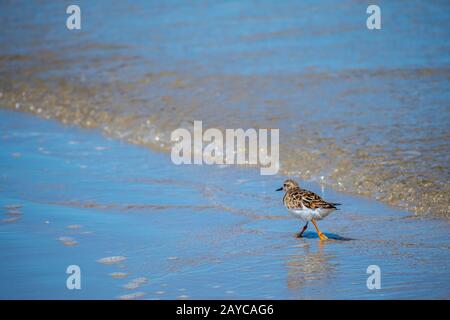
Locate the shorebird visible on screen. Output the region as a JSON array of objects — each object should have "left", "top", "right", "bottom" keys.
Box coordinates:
[{"left": 276, "top": 179, "right": 340, "bottom": 240}]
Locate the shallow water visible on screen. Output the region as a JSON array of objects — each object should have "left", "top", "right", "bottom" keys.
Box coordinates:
[
  {"left": 0, "top": 0, "right": 449, "bottom": 217},
  {"left": 0, "top": 110, "right": 449, "bottom": 299}
]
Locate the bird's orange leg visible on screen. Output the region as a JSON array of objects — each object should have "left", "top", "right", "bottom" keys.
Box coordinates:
[{"left": 311, "top": 219, "right": 328, "bottom": 240}]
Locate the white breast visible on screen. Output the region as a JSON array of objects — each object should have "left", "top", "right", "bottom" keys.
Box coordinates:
[{"left": 288, "top": 206, "right": 335, "bottom": 221}]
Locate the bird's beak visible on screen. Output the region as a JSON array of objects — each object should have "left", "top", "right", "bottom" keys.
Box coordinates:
[{"left": 276, "top": 187, "right": 283, "bottom": 191}]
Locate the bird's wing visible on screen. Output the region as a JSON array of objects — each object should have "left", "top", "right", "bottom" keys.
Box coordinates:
[{"left": 300, "top": 189, "right": 339, "bottom": 210}]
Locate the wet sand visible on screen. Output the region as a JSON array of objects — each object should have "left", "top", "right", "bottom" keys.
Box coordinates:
[{"left": 0, "top": 110, "right": 448, "bottom": 299}]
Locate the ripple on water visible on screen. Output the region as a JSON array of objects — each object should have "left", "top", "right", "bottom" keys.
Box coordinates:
[
  {"left": 109, "top": 272, "right": 128, "bottom": 279},
  {"left": 4, "top": 204, "right": 22, "bottom": 210},
  {"left": 5, "top": 211, "right": 22, "bottom": 216},
  {"left": 57, "top": 236, "right": 78, "bottom": 246},
  {"left": 2, "top": 205, "right": 23, "bottom": 223},
  {"left": 97, "top": 256, "right": 127, "bottom": 265},
  {"left": 2, "top": 216, "right": 21, "bottom": 223},
  {"left": 66, "top": 224, "right": 82, "bottom": 230},
  {"left": 123, "top": 277, "right": 148, "bottom": 290},
  {"left": 117, "top": 292, "right": 145, "bottom": 300}
]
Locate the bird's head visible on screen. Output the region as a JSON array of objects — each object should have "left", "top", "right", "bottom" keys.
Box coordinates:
[{"left": 276, "top": 179, "right": 299, "bottom": 192}]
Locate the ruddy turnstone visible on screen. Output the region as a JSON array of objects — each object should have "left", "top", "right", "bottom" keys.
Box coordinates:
[{"left": 276, "top": 179, "right": 340, "bottom": 240}]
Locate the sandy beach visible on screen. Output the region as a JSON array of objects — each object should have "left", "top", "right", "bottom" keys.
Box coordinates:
[{"left": 1, "top": 110, "right": 448, "bottom": 299}]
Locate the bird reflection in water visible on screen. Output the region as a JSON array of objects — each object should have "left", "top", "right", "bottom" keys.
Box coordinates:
[{"left": 285, "top": 240, "right": 337, "bottom": 296}]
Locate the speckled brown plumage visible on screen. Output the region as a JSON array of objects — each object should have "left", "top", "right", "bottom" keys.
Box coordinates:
[{"left": 281, "top": 179, "right": 339, "bottom": 210}]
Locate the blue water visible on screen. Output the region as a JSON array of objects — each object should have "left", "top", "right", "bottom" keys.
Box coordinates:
[
  {"left": 0, "top": 110, "right": 449, "bottom": 299},
  {"left": 2, "top": 1, "right": 450, "bottom": 74}
]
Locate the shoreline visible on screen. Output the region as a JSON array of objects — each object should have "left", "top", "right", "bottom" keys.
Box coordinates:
[
  {"left": 2, "top": 101, "right": 448, "bottom": 220},
  {"left": 1, "top": 109, "right": 449, "bottom": 299}
]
